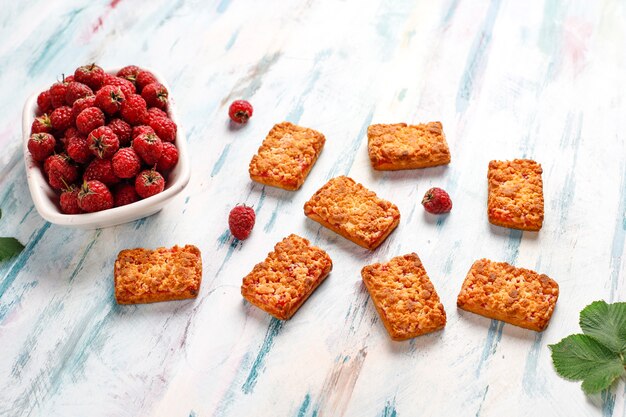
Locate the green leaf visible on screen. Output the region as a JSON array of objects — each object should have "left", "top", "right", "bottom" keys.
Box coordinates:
[
  {"left": 0, "top": 237, "right": 24, "bottom": 261},
  {"left": 580, "top": 300, "right": 626, "bottom": 354},
  {"left": 549, "top": 334, "right": 625, "bottom": 394}
]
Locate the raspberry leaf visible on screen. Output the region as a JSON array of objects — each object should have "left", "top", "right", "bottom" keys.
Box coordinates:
[
  {"left": 579, "top": 300, "right": 626, "bottom": 354},
  {"left": 549, "top": 334, "right": 626, "bottom": 394},
  {"left": 0, "top": 237, "right": 25, "bottom": 262}
]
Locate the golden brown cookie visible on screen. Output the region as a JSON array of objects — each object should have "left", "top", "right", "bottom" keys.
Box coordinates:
[
  {"left": 114, "top": 245, "right": 203, "bottom": 304},
  {"left": 303, "top": 176, "right": 400, "bottom": 250},
  {"left": 241, "top": 234, "right": 332, "bottom": 320},
  {"left": 487, "top": 159, "right": 544, "bottom": 231},
  {"left": 249, "top": 121, "right": 325, "bottom": 190},
  {"left": 457, "top": 259, "right": 559, "bottom": 331},
  {"left": 367, "top": 122, "right": 451, "bottom": 170},
  {"left": 362, "top": 253, "right": 447, "bottom": 340}
]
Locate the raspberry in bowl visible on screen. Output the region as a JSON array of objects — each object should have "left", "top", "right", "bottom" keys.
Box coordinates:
[{"left": 22, "top": 65, "right": 190, "bottom": 229}]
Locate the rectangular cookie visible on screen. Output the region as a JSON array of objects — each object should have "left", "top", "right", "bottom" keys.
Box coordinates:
[
  {"left": 249, "top": 121, "right": 325, "bottom": 191},
  {"left": 487, "top": 159, "right": 544, "bottom": 231},
  {"left": 114, "top": 245, "right": 203, "bottom": 304},
  {"left": 457, "top": 259, "right": 559, "bottom": 331},
  {"left": 367, "top": 122, "right": 451, "bottom": 170},
  {"left": 361, "top": 253, "right": 447, "bottom": 340},
  {"left": 303, "top": 176, "right": 400, "bottom": 250},
  {"left": 241, "top": 234, "right": 333, "bottom": 320}
]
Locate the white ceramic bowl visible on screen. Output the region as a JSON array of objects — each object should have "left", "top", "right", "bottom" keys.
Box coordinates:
[{"left": 22, "top": 67, "right": 191, "bottom": 229}]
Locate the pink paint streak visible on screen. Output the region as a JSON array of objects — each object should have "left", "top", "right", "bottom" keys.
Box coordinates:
[
  {"left": 89, "top": 0, "right": 124, "bottom": 36},
  {"left": 562, "top": 18, "right": 592, "bottom": 75}
]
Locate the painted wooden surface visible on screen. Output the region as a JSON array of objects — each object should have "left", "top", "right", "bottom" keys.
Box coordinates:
[{"left": 0, "top": 0, "right": 625, "bottom": 416}]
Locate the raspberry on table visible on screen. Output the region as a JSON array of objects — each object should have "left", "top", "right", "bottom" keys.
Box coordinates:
[
  {"left": 120, "top": 94, "right": 148, "bottom": 125},
  {"left": 78, "top": 180, "right": 113, "bottom": 212},
  {"left": 135, "top": 169, "right": 165, "bottom": 198},
  {"left": 141, "top": 82, "right": 168, "bottom": 109},
  {"left": 76, "top": 107, "right": 105, "bottom": 135},
  {"left": 87, "top": 126, "right": 120, "bottom": 159},
  {"left": 112, "top": 148, "right": 141, "bottom": 179},
  {"left": 74, "top": 64, "right": 105, "bottom": 90},
  {"left": 132, "top": 132, "right": 163, "bottom": 165},
  {"left": 228, "top": 205, "right": 255, "bottom": 240},
  {"left": 421, "top": 187, "right": 452, "bottom": 214},
  {"left": 228, "top": 100, "right": 253, "bottom": 123},
  {"left": 156, "top": 142, "right": 179, "bottom": 172},
  {"left": 95, "top": 85, "right": 125, "bottom": 115},
  {"left": 28, "top": 133, "right": 56, "bottom": 162}
]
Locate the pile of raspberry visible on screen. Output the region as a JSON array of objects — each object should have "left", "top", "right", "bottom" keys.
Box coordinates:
[{"left": 28, "top": 64, "right": 179, "bottom": 214}]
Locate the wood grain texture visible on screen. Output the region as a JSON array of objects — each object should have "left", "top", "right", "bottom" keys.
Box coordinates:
[{"left": 0, "top": 0, "right": 625, "bottom": 416}]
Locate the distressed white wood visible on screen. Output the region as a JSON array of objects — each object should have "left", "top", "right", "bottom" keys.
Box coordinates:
[{"left": 0, "top": 1, "right": 624, "bottom": 416}]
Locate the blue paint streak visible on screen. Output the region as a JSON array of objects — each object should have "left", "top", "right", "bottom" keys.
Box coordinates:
[
  {"left": 506, "top": 229, "right": 522, "bottom": 264},
  {"left": 286, "top": 50, "right": 331, "bottom": 124},
  {"left": 378, "top": 399, "right": 397, "bottom": 417},
  {"left": 28, "top": 8, "right": 86, "bottom": 76},
  {"left": 225, "top": 29, "right": 239, "bottom": 50},
  {"left": 441, "top": 0, "right": 460, "bottom": 27},
  {"left": 241, "top": 318, "right": 284, "bottom": 394},
  {"left": 215, "top": 239, "right": 239, "bottom": 277},
  {"left": 475, "top": 320, "right": 504, "bottom": 376},
  {"left": 19, "top": 206, "right": 34, "bottom": 224},
  {"left": 217, "top": 229, "right": 231, "bottom": 248},
  {"left": 189, "top": 411, "right": 197, "bottom": 417},
  {"left": 69, "top": 230, "right": 101, "bottom": 282},
  {"left": 609, "top": 164, "right": 625, "bottom": 301},
  {"left": 296, "top": 393, "right": 311, "bottom": 417},
  {"left": 211, "top": 144, "right": 231, "bottom": 177},
  {"left": 475, "top": 385, "right": 490, "bottom": 417},
  {"left": 456, "top": 0, "right": 501, "bottom": 113},
  {"left": 602, "top": 389, "right": 616, "bottom": 417},
  {"left": 0, "top": 222, "right": 50, "bottom": 299},
  {"left": 263, "top": 201, "right": 283, "bottom": 233},
  {"left": 522, "top": 332, "right": 544, "bottom": 395},
  {"left": 217, "top": 0, "right": 232, "bottom": 13},
  {"left": 327, "top": 110, "right": 374, "bottom": 178}
]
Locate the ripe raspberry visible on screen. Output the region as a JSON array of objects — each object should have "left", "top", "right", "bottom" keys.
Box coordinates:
[
  {"left": 228, "top": 205, "right": 255, "bottom": 240},
  {"left": 156, "top": 142, "right": 179, "bottom": 172},
  {"left": 31, "top": 114, "right": 52, "bottom": 134},
  {"left": 83, "top": 158, "right": 120, "bottom": 186},
  {"left": 74, "top": 63, "right": 105, "bottom": 90},
  {"left": 64, "top": 127, "right": 80, "bottom": 140},
  {"left": 102, "top": 74, "right": 136, "bottom": 97},
  {"left": 37, "top": 90, "right": 53, "bottom": 114},
  {"left": 421, "top": 187, "right": 452, "bottom": 214},
  {"left": 65, "top": 81, "right": 93, "bottom": 105},
  {"left": 50, "top": 106, "right": 73, "bottom": 131},
  {"left": 113, "top": 183, "right": 139, "bottom": 207},
  {"left": 117, "top": 65, "right": 142, "bottom": 85},
  {"left": 71, "top": 95, "right": 96, "bottom": 121},
  {"left": 60, "top": 185, "right": 83, "bottom": 214},
  {"left": 44, "top": 154, "right": 68, "bottom": 176},
  {"left": 131, "top": 125, "right": 154, "bottom": 140},
  {"left": 149, "top": 117, "right": 176, "bottom": 142},
  {"left": 48, "top": 157, "right": 79, "bottom": 190},
  {"left": 87, "top": 126, "right": 119, "bottom": 159},
  {"left": 64, "top": 75, "right": 75, "bottom": 83},
  {"left": 66, "top": 136, "right": 93, "bottom": 164},
  {"left": 76, "top": 107, "right": 105, "bottom": 135},
  {"left": 78, "top": 180, "right": 113, "bottom": 212},
  {"left": 120, "top": 94, "right": 148, "bottom": 125},
  {"left": 28, "top": 133, "right": 56, "bottom": 162},
  {"left": 228, "top": 100, "right": 253, "bottom": 123},
  {"left": 135, "top": 169, "right": 165, "bottom": 198},
  {"left": 141, "top": 83, "right": 168, "bottom": 109},
  {"left": 95, "top": 85, "right": 125, "bottom": 115},
  {"left": 146, "top": 107, "right": 167, "bottom": 124},
  {"left": 112, "top": 148, "right": 141, "bottom": 179},
  {"left": 107, "top": 118, "right": 132, "bottom": 146},
  {"left": 135, "top": 71, "right": 158, "bottom": 92},
  {"left": 132, "top": 132, "right": 163, "bottom": 165},
  {"left": 49, "top": 78, "right": 69, "bottom": 108}
]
